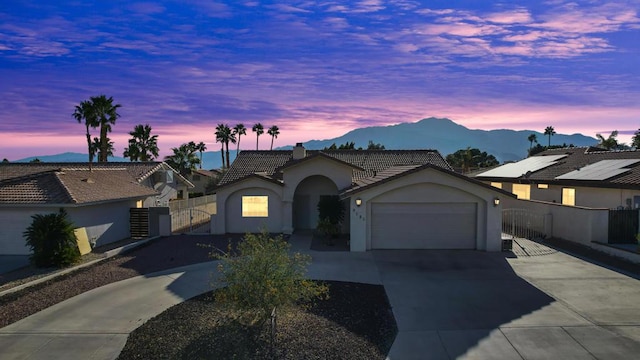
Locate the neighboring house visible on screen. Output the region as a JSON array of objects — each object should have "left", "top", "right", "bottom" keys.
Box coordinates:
[
  {"left": 0, "top": 162, "right": 193, "bottom": 255},
  {"left": 186, "top": 169, "right": 221, "bottom": 195},
  {"left": 474, "top": 147, "right": 640, "bottom": 209},
  {"left": 212, "top": 144, "right": 512, "bottom": 251}
]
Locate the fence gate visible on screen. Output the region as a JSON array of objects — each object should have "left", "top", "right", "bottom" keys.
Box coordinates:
[
  {"left": 608, "top": 209, "right": 639, "bottom": 244},
  {"left": 502, "top": 208, "right": 546, "bottom": 240},
  {"left": 171, "top": 208, "right": 211, "bottom": 234},
  {"left": 130, "top": 208, "right": 150, "bottom": 238}
]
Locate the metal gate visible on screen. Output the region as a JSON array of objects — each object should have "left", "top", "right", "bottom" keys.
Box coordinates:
[
  {"left": 502, "top": 208, "right": 546, "bottom": 240},
  {"left": 171, "top": 208, "right": 211, "bottom": 234},
  {"left": 130, "top": 208, "right": 149, "bottom": 238},
  {"left": 608, "top": 209, "right": 638, "bottom": 244}
]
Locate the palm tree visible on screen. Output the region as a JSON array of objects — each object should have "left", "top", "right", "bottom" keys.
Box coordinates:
[
  {"left": 89, "top": 95, "right": 121, "bottom": 162},
  {"left": 233, "top": 124, "right": 247, "bottom": 156},
  {"left": 596, "top": 130, "right": 619, "bottom": 150},
  {"left": 91, "top": 136, "right": 114, "bottom": 158},
  {"left": 527, "top": 134, "right": 537, "bottom": 150},
  {"left": 252, "top": 123, "right": 264, "bottom": 150},
  {"left": 196, "top": 141, "right": 207, "bottom": 168},
  {"left": 267, "top": 125, "right": 280, "bottom": 150},
  {"left": 215, "top": 124, "right": 227, "bottom": 168},
  {"left": 164, "top": 143, "right": 200, "bottom": 176},
  {"left": 544, "top": 126, "right": 556, "bottom": 147},
  {"left": 72, "top": 100, "right": 99, "bottom": 166},
  {"left": 632, "top": 129, "right": 640, "bottom": 149},
  {"left": 222, "top": 125, "right": 236, "bottom": 168},
  {"left": 123, "top": 124, "right": 159, "bottom": 161}
]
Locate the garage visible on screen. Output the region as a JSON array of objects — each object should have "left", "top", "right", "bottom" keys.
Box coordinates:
[{"left": 371, "top": 202, "right": 477, "bottom": 249}]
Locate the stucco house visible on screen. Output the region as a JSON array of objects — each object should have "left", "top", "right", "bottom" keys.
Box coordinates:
[
  {"left": 474, "top": 147, "right": 640, "bottom": 209},
  {"left": 185, "top": 169, "right": 221, "bottom": 195},
  {"left": 212, "top": 144, "right": 511, "bottom": 251},
  {"left": 0, "top": 162, "right": 193, "bottom": 255}
]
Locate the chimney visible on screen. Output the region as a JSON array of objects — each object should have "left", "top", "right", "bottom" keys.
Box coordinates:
[{"left": 293, "top": 142, "right": 306, "bottom": 160}]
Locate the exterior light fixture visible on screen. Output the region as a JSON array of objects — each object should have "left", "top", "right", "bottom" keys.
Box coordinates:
[
  {"left": 493, "top": 197, "right": 500, "bottom": 207},
  {"left": 355, "top": 198, "right": 362, "bottom": 207}
]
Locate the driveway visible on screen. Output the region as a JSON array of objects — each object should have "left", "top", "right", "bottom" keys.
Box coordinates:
[
  {"left": 0, "top": 235, "right": 639, "bottom": 359},
  {"left": 375, "top": 240, "right": 640, "bottom": 360}
]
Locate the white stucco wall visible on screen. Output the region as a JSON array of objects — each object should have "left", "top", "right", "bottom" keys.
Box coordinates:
[
  {"left": 349, "top": 168, "right": 504, "bottom": 252},
  {"left": 0, "top": 200, "right": 138, "bottom": 255},
  {"left": 292, "top": 175, "right": 339, "bottom": 230}
]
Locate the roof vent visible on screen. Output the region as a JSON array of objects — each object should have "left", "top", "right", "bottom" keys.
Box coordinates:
[
  {"left": 293, "top": 142, "right": 306, "bottom": 160},
  {"left": 82, "top": 178, "right": 95, "bottom": 183}
]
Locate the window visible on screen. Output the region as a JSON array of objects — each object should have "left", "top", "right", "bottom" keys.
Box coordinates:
[
  {"left": 242, "top": 196, "right": 268, "bottom": 217},
  {"left": 537, "top": 184, "right": 549, "bottom": 189},
  {"left": 562, "top": 188, "right": 575, "bottom": 206},
  {"left": 512, "top": 184, "right": 531, "bottom": 200},
  {"left": 490, "top": 182, "right": 502, "bottom": 189},
  {"left": 177, "top": 190, "right": 184, "bottom": 199}
]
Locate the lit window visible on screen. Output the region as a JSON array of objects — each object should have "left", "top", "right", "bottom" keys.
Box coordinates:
[
  {"left": 512, "top": 184, "right": 531, "bottom": 200},
  {"left": 562, "top": 188, "right": 575, "bottom": 206},
  {"left": 537, "top": 184, "right": 549, "bottom": 189},
  {"left": 242, "top": 196, "right": 268, "bottom": 217},
  {"left": 490, "top": 182, "right": 502, "bottom": 189}
]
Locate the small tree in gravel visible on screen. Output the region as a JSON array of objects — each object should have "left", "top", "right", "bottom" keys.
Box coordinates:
[
  {"left": 213, "top": 231, "right": 328, "bottom": 328},
  {"left": 23, "top": 209, "right": 81, "bottom": 268}
]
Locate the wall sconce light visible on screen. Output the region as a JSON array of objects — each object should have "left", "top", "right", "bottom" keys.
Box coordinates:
[
  {"left": 493, "top": 197, "right": 500, "bottom": 207},
  {"left": 355, "top": 198, "right": 362, "bottom": 207}
]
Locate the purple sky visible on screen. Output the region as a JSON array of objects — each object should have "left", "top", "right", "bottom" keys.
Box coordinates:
[{"left": 1, "top": 0, "right": 639, "bottom": 160}]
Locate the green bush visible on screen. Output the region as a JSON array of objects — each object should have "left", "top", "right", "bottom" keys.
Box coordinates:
[
  {"left": 213, "top": 230, "right": 328, "bottom": 327},
  {"left": 23, "top": 209, "right": 81, "bottom": 268}
]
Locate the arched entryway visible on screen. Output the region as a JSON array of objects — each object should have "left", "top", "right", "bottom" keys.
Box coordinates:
[{"left": 292, "top": 175, "right": 339, "bottom": 231}]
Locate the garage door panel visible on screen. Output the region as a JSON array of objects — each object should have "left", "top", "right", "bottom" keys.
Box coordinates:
[{"left": 371, "top": 203, "right": 476, "bottom": 249}]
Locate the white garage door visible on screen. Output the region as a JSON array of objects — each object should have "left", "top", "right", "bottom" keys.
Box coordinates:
[{"left": 371, "top": 203, "right": 477, "bottom": 249}]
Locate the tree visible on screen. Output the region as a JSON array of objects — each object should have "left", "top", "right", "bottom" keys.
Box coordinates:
[
  {"left": 29, "top": 158, "right": 41, "bottom": 163},
  {"left": 224, "top": 127, "right": 236, "bottom": 169},
  {"left": 90, "top": 95, "right": 121, "bottom": 162},
  {"left": 2, "top": 158, "right": 8, "bottom": 163},
  {"left": 252, "top": 123, "right": 264, "bottom": 150},
  {"left": 196, "top": 141, "right": 207, "bottom": 169},
  {"left": 215, "top": 124, "right": 235, "bottom": 168},
  {"left": 123, "top": 124, "right": 159, "bottom": 162},
  {"left": 164, "top": 143, "right": 200, "bottom": 175},
  {"left": 213, "top": 230, "right": 328, "bottom": 328},
  {"left": 632, "top": 129, "right": 640, "bottom": 148},
  {"left": 322, "top": 141, "right": 356, "bottom": 150},
  {"left": 446, "top": 147, "right": 499, "bottom": 173},
  {"left": 233, "top": 124, "right": 247, "bottom": 156},
  {"left": 72, "top": 100, "right": 99, "bottom": 166},
  {"left": 367, "top": 140, "right": 385, "bottom": 150},
  {"left": 92, "top": 136, "right": 114, "bottom": 159},
  {"left": 267, "top": 125, "right": 280, "bottom": 150},
  {"left": 23, "top": 209, "right": 80, "bottom": 268},
  {"left": 544, "top": 126, "right": 556, "bottom": 147},
  {"left": 527, "top": 134, "right": 537, "bottom": 150},
  {"left": 596, "top": 130, "right": 619, "bottom": 150},
  {"left": 215, "top": 124, "right": 226, "bottom": 168}
]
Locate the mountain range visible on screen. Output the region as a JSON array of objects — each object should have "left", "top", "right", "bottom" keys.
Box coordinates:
[{"left": 13, "top": 118, "right": 598, "bottom": 168}]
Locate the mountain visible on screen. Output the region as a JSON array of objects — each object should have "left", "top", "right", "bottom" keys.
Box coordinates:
[
  {"left": 16, "top": 152, "right": 127, "bottom": 163},
  {"left": 283, "top": 117, "right": 597, "bottom": 162}
]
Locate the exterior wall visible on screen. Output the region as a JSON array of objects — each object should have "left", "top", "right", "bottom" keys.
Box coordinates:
[
  {"left": 187, "top": 174, "right": 214, "bottom": 195},
  {"left": 350, "top": 168, "right": 504, "bottom": 252},
  {"left": 211, "top": 178, "right": 284, "bottom": 234},
  {"left": 486, "top": 180, "right": 640, "bottom": 209},
  {"left": 0, "top": 200, "right": 138, "bottom": 255},
  {"left": 502, "top": 197, "right": 609, "bottom": 246}
]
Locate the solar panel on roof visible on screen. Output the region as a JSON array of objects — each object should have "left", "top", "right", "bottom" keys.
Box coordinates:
[
  {"left": 476, "top": 155, "right": 567, "bottom": 178},
  {"left": 555, "top": 159, "right": 640, "bottom": 181}
]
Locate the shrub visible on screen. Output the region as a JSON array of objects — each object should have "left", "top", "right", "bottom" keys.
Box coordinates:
[
  {"left": 23, "top": 209, "right": 81, "bottom": 268},
  {"left": 213, "top": 230, "right": 328, "bottom": 327}
]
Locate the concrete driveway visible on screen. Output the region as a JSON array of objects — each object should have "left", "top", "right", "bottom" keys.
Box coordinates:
[
  {"left": 0, "top": 235, "right": 639, "bottom": 359},
  {"left": 375, "top": 242, "right": 640, "bottom": 360}
]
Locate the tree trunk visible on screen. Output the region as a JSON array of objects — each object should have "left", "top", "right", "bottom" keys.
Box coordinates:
[
  {"left": 99, "top": 124, "right": 108, "bottom": 162},
  {"left": 225, "top": 141, "right": 230, "bottom": 168},
  {"left": 220, "top": 145, "right": 225, "bottom": 168}
]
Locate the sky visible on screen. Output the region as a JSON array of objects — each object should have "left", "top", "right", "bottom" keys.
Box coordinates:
[{"left": 1, "top": 0, "right": 639, "bottom": 161}]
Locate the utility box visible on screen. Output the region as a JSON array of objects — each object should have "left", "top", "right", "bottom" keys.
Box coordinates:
[{"left": 502, "top": 239, "right": 513, "bottom": 252}]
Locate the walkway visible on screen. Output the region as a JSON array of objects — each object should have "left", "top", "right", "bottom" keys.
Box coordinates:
[{"left": 1, "top": 234, "right": 639, "bottom": 359}]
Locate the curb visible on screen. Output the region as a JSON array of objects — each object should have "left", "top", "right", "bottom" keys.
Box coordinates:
[{"left": 0, "top": 236, "right": 161, "bottom": 298}]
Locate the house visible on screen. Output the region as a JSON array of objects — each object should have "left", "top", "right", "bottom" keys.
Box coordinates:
[
  {"left": 474, "top": 147, "right": 640, "bottom": 209},
  {"left": 0, "top": 162, "right": 193, "bottom": 255},
  {"left": 212, "top": 144, "right": 512, "bottom": 251},
  {"left": 185, "top": 169, "right": 221, "bottom": 196}
]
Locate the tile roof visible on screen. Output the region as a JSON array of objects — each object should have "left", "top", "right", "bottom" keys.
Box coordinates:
[
  {"left": 219, "top": 149, "right": 452, "bottom": 187},
  {"left": 0, "top": 163, "right": 169, "bottom": 205},
  {"left": 474, "top": 147, "right": 640, "bottom": 188}
]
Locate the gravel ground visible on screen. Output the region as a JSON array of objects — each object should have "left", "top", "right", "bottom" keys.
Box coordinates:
[
  {"left": 117, "top": 281, "right": 397, "bottom": 360},
  {"left": 0, "top": 234, "right": 244, "bottom": 328}
]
